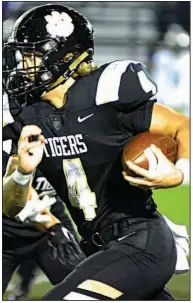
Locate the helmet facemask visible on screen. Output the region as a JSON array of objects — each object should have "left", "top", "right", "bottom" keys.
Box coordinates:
[
  {"left": 3, "top": 4, "right": 94, "bottom": 108},
  {"left": 3, "top": 39, "right": 93, "bottom": 107}
]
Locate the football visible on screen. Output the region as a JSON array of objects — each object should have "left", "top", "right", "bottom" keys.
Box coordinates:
[{"left": 122, "top": 131, "right": 178, "bottom": 177}]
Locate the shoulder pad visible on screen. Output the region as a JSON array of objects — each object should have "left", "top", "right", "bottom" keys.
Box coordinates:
[{"left": 96, "top": 60, "right": 157, "bottom": 106}]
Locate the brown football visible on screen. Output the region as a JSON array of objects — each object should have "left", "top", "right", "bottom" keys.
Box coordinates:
[{"left": 122, "top": 131, "right": 178, "bottom": 177}]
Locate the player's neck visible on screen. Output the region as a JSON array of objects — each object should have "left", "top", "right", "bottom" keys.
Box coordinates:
[
  {"left": 42, "top": 77, "right": 76, "bottom": 108},
  {"left": 42, "top": 89, "right": 67, "bottom": 108}
]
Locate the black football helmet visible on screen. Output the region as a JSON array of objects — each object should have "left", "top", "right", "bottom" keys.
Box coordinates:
[{"left": 3, "top": 4, "right": 94, "bottom": 107}]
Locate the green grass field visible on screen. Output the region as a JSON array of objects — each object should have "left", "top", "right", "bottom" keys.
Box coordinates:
[
  {"left": 153, "top": 185, "right": 190, "bottom": 301},
  {"left": 4, "top": 185, "right": 190, "bottom": 300}
]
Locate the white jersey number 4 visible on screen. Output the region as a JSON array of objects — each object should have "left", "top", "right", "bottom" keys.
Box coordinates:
[{"left": 63, "top": 158, "right": 97, "bottom": 221}]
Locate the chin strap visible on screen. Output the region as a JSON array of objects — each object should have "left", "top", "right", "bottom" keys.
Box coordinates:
[
  {"left": 69, "top": 51, "right": 90, "bottom": 71},
  {"left": 47, "top": 51, "right": 90, "bottom": 92}
]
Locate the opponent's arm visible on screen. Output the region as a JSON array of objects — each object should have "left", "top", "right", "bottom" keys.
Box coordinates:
[{"left": 3, "top": 125, "right": 44, "bottom": 217}]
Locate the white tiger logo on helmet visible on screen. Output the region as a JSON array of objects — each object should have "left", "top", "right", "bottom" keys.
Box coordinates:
[{"left": 45, "top": 11, "right": 74, "bottom": 38}]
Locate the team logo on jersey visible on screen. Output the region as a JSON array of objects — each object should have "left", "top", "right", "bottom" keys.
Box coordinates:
[
  {"left": 77, "top": 113, "right": 94, "bottom": 123},
  {"left": 45, "top": 11, "right": 74, "bottom": 38},
  {"left": 50, "top": 116, "right": 62, "bottom": 131}
]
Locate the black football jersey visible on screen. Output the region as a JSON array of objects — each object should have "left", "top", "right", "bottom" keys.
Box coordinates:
[{"left": 4, "top": 60, "right": 158, "bottom": 238}]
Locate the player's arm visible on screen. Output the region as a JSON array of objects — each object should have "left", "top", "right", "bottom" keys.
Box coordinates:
[
  {"left": 17, "top": 197, "right": 85, "bottom": 268},
  {"left": 35, "top": 208, "right": 85, "bottom": 269},
  {"left": 150, "top": 103, "right": 189, "bottom": 160},
  {"left": 113, "top": 61, "right": 190, "bottom": 189},
  {"left": 3, "top": 125, "right": 44, "bottom": 217},
  {"left": 124, "top": 104, "right": 189, "bottom": 189},
  {"left": 3, "top": 154, "right": 31, "bottom": 217},
  {"left": 3, "top": 157, "right": 40, "bottom": 217}
]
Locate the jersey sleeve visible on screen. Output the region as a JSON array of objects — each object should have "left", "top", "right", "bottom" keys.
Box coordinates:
[
  {"left": 95, "top": 60, "right": 157, "bottom": 112},
  {"left": 118, "top": 100, "right": 155, "bottom": 135}
]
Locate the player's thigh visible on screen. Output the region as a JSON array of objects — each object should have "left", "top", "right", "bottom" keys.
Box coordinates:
[
  {"left": 34, "top": 238, "right": 69, "bottom": 285},
  {"left": 44, "top": 247, "right": 162, "bottom": 300},
  {"left": 43, "top": 216, "right": 176, "bottom": 300},
  {"left": 43, "top": 248, "right": 128, "bottom": 300}
]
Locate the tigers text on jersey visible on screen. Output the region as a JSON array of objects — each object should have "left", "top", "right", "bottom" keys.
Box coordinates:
[
  {"left": 4, "top": 60, "right": 158, "bottom": 238},
  {"left": 44, "top": 134, "right": 88, "bottom": 157}
]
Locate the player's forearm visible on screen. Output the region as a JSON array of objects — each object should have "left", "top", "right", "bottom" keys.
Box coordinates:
[
  {"left": 3, "top": 175, "right": 31, "bottom": 217},
  {"left": 175, "top": 115, "right": 190, "bottom": 160},
  {"left": 150, "top": 104, "right": 190, "bottom": 160},
  {"left": 174, "top": 116, "right": 190, "bottom": 184},
  {"left": 3, "top": 155, "right": 33, "bottom": 217}
]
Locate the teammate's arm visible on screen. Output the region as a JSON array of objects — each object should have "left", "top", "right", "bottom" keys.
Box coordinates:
[
  {"left": 3, "top": 125, "right": 44, "bottom": 217},
  {"left": 3, "top": 155, "right": 30, "bottom": 217}
]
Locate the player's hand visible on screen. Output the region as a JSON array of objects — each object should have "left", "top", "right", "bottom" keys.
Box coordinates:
[
  {"left": 34, "top": 208, "right": 60, "bottom": 232},
  {"left": 122, "top": 144, "right": 183, "bottom": 190},
  {"left": 18, "top": 125, "right": 44, "bottom": 174},
  {"left": 15, "top": 193, "right": 57, "bottom": 224},
  {"left": 47, "top": 223, "right": 85, "bottom": 271}
]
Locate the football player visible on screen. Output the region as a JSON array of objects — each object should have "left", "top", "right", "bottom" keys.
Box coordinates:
[
  {"left": 2, "top": 148, "right": 84, "bottom": 299},
  {"left": 3, "top": 4, "right": 189, "bottom": 300}
]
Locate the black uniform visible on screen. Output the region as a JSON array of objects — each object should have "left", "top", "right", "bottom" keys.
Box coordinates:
[
  {"left": 2, "top": 150, "right": 77, "bottom": 296},
  {"left": 4, "top": 61, "right": 176, "bottom": 300}
]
